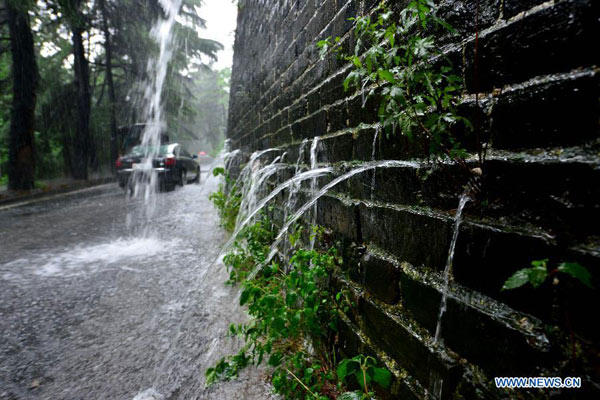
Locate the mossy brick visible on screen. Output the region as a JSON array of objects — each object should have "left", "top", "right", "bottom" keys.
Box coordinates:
[
  {"left": 361, "top": 250, "right": 402, "bottom": 304},
  {"left": 503, "top": 0, "right": 548, "bottom": 19},
  {"left": 288, "top": 98, "right": 307, "bottom": 122},
  {"left": 326, "top": 102, "right": 348, "bottom": 133},
  {"left": 320, "top": 132, "right": 354, "bottom": 163},
  {"left": 315, "top": 194, "right": 359, "bottom": 241},
  {"left": 437, "top": 0, "right": 500, "bottom": 41},
  {"left": 360, "top": 298, "right": 463, "bottom": 398},
  {"left": 360, "top": 204, "right": 451, "bottom": 270}
]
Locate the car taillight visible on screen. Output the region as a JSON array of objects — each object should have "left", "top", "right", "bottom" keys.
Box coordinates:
[
  {"left": 164, "top": 157, "right": 176, "bottom": 167},
  {"left": 115, "top": 158, "right": 123, "bottom": 168}
]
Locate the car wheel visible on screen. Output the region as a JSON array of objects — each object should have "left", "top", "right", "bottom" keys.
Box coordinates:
[
  {"left": 179, "top": 169, "right": 186, "bottom": 186},
  {"left": 193, "top": 166, "right": 200, "bottom": 184}
]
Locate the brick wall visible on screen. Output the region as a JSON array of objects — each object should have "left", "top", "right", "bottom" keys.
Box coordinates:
[{"left": 227, "top": 0, "right": 600, "bottom": 398}]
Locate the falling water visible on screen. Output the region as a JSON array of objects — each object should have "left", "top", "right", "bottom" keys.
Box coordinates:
[
  {"left": 282, "top": 139, "right": 308, "bottom": 263},
  {"left": 233, "top": 149, "right": 284, "bottom": 228},
  {"left": 370, "top": 127, "right": 380, "bottom": 200},
  {"left": 247, "top": 160, "right": 419, "bottom": 278},
  {"left": 309, "top": 137, "right": 320, "bottom": 250},
  {"left": 235, "top": 162, "right": 287, "bottom": 227},
  {"left": 231, "top": 148, "right": 281, "bottom": 190},
  {"left": 220, "top": 167, "right": 334, "bottom": 255},
  {"left": 129, "top": 0, "right": 182, "bottom": 229},
  {"left": 426, "top": 194, "right": 469, "bottom": 400},
  {"left": 433, "top": 193, "right": 470, "bottom": 345}
]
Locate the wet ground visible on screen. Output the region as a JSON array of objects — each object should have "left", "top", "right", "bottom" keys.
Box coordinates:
[{"left": 0, "top": 170, "right": 274, "bottom": 399}]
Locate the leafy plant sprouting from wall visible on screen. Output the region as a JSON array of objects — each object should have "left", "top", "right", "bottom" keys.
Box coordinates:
[
  {"left": 502, "top": 259, "right": 592, "bottom": 291},
  {"left": 209, "top": 167, "right": 242, "bottom": 232},
  {"left": 206, "top": 217, "right": 393, "bottom": 399},
  {"left": 318, "top": 0, "right": 472, "bottom": 169}
]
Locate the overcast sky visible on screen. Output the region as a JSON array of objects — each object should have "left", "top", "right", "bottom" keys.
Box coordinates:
[{"left": 197, "top": 0, "right": 238, "bottom": 70}]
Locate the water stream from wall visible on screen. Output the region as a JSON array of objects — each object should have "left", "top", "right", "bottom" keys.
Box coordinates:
[
  {"left": 370, "top": 127, "right": 380, "bottom": 201},
  {"left": 433, "top": 193, "right": 470, "bottom": 345},
  {"left": 243, "top": 159, "right": 419, "bottom": 279},
  {"left": 221, "top": 166, "right": 334, "bottom": 255},
  {"left": 426, "top": 193, "right": 470, "bottom": 400},
  {"left": 309, "top": 137, "right": 320, "bottom": 250},
  {"left": 236, "top": 162, "right": 287, "bottom": 228},
  {"left": 282, "top": 139, "right": 308, "bottom": 266}
]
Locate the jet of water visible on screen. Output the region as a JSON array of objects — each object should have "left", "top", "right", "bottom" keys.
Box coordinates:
[
  {"left": 220, "top": 167, "right": 334, "bottom": 256},
  {"left": 370, "top": 126, "right": 380, "bottom": 200},
  {"left": 309, "top": 136, "right": 320, "bottom": 250},
  {"left": 250, "top": 159, "right": 420, "bottom": 279},
  {"left": 433, "top": 193, "right": 470, "bottom": 345}
]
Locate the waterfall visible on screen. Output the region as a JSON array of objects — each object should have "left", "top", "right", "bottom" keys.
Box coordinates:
[{"left": 433, "top": 193, "right": 470, "bottom": 345}]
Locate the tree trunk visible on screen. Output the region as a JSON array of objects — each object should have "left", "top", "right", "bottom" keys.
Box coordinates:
[
  {"left": 6, "top": 1, "right": 38, "bottom": 190},
  {"left": 100, "top": 0, "right": 118, "bottom": 172},
  {"left": 71, "top": 15, "right": 91, "bottom": 180}
]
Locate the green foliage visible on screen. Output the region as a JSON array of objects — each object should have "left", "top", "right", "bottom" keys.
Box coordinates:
[
  {"left": 2, "top": 0, "right": 227, "bottom": 182},
  {"left": 208, "top": 165, "right": 393, "bottom": 399},
  {"left": 317, "top": 0, "right": 470, "bottom": 163},
  {"left": 209, "top": 168, "right": 241, "bottom": 233},
  {"left": 337, "top": 355, "right": 392, "bottom": 396},
  {"left": 205, "top": 210, "right": 390, "bottom": 398},
  {"left": 207, "top": 224, "right": 346, "bottom": 397},
  {"left": 502, "top": 259, "right": 593, "bottom": 291}
]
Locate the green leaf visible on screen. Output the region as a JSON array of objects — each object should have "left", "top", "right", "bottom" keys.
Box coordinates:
[
  {"left": 337, "top": 359, "right": 358, "bottom": 380},
  {"left": 337, "top": 392, "right": 362, "bottom": 400},
  {"left": 502, "top": 268, "right": 530, "bottom": 291},
  {"left": 528, "top": 264, "right": 548, "bottom": 288},
  {"left": 354, "top": 370, "right": 371, "bottom": 389},
  {"left": 372, "top": 367, "right": 392, "bottom": 388},
  {"left": 378, "top": 69, "right": 395, "bottom": 83},
  {"left": 212, "top": 167, "right": 225, "bottom": 176},
  {"left": 268, "top": 352, "right": 282, "bottom": 367},
  {"left": 240, "top": 288, "right": 251, "bottom": 305},
  {"left": 558, "top": 262, "right": 593, "bottom": 288}
]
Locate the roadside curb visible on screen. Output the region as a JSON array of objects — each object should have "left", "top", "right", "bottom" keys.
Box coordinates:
[{"left": 0, "top": 177, "right": 116, "bottom": 208}]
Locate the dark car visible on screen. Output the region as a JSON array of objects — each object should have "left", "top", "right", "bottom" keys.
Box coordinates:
[
  {"left": 116, "top": 143, "right": 200, "bottom": 191},
  {"left": 117, "top": 124, "right": 170, "bottom": 155}
]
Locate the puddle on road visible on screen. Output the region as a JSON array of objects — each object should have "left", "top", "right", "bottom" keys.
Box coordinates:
[
  {"left": 132, "top": 388, "right": 164, "bottom": 400},
  {"left": 1, "top": 237, "right": 182, "bottom": 280}
]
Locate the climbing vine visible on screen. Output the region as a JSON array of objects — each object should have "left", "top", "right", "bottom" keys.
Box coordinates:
[{"left": 318, "top": 0, "right": 471, "bottom": 167}]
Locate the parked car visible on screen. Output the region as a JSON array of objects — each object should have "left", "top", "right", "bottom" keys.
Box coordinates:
[
  {"left": 116, "top": 143, "right": 200, "bottom": 191},
  {"left": 117, "top": 123, "right": 170, "bottom": 155}
]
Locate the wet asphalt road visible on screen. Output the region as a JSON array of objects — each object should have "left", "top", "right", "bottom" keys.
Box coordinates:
[{"left": 0, "top": 171, "right": 274, "bottom": 400}]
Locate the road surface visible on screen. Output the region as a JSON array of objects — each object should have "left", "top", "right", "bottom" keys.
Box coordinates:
[{"left": 0, "top": 171, "right": 274, "bottom": 399}]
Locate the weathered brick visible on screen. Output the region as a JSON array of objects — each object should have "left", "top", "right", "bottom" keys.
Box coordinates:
[
  {"left": 360, "top": 298, "right": 463, "bottom": 398},
  {"left": 361, "top": 250, "right": 401, "bottom": 304},
  {"left": 503, "top": 0, "right": 547, "bottom": 19},
  {"left": 316, "top": 194, "right": 359, "bottom": 241},
  {"left": 464, "top": 0, "right": 599, "bottom": 92},
  {"left": 490, "top": 72, "right": 599, "bottom": 149},
  {"left": 228, "top": 0, "right": 600, "bottom": 395},
  {"left": 359, "top": 204, "right": 451, "bottom": 270}
]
